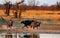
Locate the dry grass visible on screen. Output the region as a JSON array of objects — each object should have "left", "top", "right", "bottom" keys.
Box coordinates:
[{"left": 0, "top": 10, "right": 60, "bottom": 19}]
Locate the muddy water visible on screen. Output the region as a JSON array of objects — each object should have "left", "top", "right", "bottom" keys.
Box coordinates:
[{"left": 0, "top": 18, "right": 60, "bottom": 27}]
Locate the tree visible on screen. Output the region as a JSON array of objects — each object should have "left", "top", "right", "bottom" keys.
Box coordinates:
[
  {"left": 15, "top": 0, "right": 25, "bottom": 18},
  {"left": 4, "top": 1, "right": 12, "bottom": 16},
  {"left": 56, "top": 2, "right": 60, "bottom": 10}
]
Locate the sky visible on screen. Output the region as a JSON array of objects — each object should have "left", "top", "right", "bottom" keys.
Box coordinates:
[{"left": 0, "top": 0, "right": 60, "bottom": 6}]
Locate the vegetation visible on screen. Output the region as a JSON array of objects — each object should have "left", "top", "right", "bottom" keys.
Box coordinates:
[{"left": 4, "top": 1, "right": 12, "bottom": 16}]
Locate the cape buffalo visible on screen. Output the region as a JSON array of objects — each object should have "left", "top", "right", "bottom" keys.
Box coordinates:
[
  {"left": 21, "top": 20, "right": 41, "bottom": 29},
  {"left": 21, "top": 20, "right": 35, "bottom": 28}
]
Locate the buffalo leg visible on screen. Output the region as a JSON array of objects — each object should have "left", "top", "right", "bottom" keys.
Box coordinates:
[{"left": 22, "top": 26, "right": 28, "bottom": 28}]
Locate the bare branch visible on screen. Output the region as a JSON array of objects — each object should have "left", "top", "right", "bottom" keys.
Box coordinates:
[{"left": 17, "top": 0, "right": 24, "bottom": 4}]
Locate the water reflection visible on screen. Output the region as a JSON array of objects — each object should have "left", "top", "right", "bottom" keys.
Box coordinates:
[{"left": 0, "top": 34, "right": 60, "bottom": 38}]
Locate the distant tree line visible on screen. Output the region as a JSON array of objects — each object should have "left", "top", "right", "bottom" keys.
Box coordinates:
[{"left": 0, "top": 1, "right": 59, "bottom": 10}]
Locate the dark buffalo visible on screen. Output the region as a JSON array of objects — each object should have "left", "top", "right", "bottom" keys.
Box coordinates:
[
  {"left": 21, "top": 20, "right": 41, "bottom": 29},
  {"left": 21, "top": 20, "right": 35, "bottom": 28}
]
